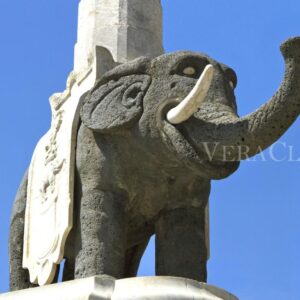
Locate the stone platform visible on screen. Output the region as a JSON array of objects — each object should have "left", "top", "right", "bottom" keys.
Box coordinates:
[{"left": 0, "top": 276, "right": 238, "bottom": 300}]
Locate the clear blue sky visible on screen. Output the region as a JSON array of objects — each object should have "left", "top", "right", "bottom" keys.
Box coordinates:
[{"left": 0, "top": 1, "right": 299, "bottom": 299}]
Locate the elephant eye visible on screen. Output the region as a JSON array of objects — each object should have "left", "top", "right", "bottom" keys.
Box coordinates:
[
  {"left": 224, "top": 68, "right": 237, "bottom": 89},
  {"left": 171, "top": 57, "right": 209, "bottom": 79},
  {"left": 176, "top": 64, "right": 203, "bottom": 79},
  {"left": 183, "top": 67, "right": 197, "bottom": 76}
]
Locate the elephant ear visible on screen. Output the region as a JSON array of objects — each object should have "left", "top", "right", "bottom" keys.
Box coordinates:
[{"left": 81, "top": 57, "right": 151, "bottom": 132}]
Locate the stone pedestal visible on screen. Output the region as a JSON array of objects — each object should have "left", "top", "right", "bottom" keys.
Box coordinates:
[{"left": 0, "top": 276, "right": 238, "bottom": 300}]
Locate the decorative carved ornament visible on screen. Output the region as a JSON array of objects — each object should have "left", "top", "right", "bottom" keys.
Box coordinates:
[{"left": 23, "top": 70, "right": 93, "bottom": 285}]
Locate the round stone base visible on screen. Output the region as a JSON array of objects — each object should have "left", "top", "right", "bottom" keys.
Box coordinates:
[
  {"left": 113, "top": 276, "right": 238, "bottom": 300},
  {"left": 0, "top": 276, "right": 238, "bottom": 300}
]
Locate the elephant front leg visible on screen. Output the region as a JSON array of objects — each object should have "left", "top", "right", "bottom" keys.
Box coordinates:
[
  {"left": 74, "top": 189, "right": 128, "bottom": 279},
  {"left": 155, "top": 207, "right": 207, "bottom": 282}
]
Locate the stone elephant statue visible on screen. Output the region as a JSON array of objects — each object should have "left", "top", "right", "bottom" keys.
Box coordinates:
[{"left": 9, "top": 37, "right": 300, "bottom": 291}]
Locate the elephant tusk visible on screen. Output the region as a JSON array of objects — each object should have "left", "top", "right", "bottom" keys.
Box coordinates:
[{"left": 166, "top": 64, "right": 214, "bottom": 124}]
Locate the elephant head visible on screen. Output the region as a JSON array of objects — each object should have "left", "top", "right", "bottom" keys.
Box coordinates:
[{"left": 81, "top": 37, "right": 300, "bottom": 180}]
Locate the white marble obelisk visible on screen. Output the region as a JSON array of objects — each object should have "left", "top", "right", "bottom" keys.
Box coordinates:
[
  {"left": 23, "top": 0, "right": 164, "bottom": 286},
  {"left": 74, "top": 0, "right": 164, "bottom": 72}
]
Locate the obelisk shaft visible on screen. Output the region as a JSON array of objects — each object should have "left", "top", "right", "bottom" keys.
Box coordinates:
[{"left": 74, "top": 0, "right": 164, "bottom": 73}]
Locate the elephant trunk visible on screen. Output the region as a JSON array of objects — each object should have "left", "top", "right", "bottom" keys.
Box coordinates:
[{"left": 183, "top": 37, "right": 300, "bottom": 161}]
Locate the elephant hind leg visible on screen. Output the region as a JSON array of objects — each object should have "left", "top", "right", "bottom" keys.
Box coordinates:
[
  {"left": 9, "top": 169, "right": 61, "bottom": 290},
  {"left": 9, "top": 170, "right": 36, "bottom": 291},
  {"left": 124, "top": 238, "right": 150, "bottom": 277},
  {"left": 62, "top": 257, "right": 75, "bottom": 281}
]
